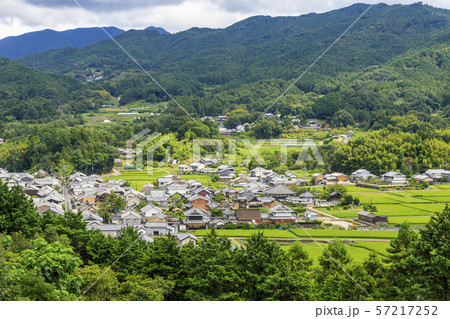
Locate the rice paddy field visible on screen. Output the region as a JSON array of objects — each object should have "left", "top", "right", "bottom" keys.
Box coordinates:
[
  {"left": 232, "top": 238, "right": 391, "bottom": 265},
  {"left": 195, "top": 229, "right": 399, "bottom": 239},
  {"left": 327, "top": 185, "right": 449, "bottom": 225},
  {"left": 279, "top": 242, "right": 375, "bottom": 266},
  {"left": 103, "top": 167, "right": 228, "bottom": 190}
]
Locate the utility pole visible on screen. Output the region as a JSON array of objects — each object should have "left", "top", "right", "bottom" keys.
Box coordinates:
[{"left": 379, "top": 161, "right": 381, "bottom": 178}]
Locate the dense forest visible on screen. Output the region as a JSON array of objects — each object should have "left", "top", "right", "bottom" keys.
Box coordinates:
[
  {"left": 0, "top": 121, "right": 119, "bottom": 174},
  {"left": 0, "top": 182, "right": 448, "bottom": 301}
]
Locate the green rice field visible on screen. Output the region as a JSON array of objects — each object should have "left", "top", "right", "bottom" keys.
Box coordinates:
[
  {"left": 196, "top": 229, "right": 399, "bottom": 239},
  {"left": 326, "top": 185, "right": 449, "bottom": 225}
]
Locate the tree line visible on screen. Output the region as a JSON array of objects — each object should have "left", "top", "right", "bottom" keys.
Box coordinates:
[{"left": 0, "top": 180, "right": 448, "bottom": 300}]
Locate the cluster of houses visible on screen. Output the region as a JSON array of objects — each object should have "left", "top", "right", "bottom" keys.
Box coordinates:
[
  {"left": 215, "top": 117, "right": 325, "bottom": 136},
  {"left": 2, "top": 161, "right": 449, "bottom": 238},
  {"left": 350, "top": 168, "right": 450, "bottom": 186},
  {"left": 152, "top": 166, "right": 324, "bottom": 228},
  {"left": 0, "top": 165, "right": 327, "bottom": 239},
  {"left": 0, "top": 169, "right": 198, "bottom": 246}
]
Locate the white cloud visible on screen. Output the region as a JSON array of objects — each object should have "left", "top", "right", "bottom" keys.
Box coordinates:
[{"left": 0, "top": 0, "right": 449, "bottom": 39}]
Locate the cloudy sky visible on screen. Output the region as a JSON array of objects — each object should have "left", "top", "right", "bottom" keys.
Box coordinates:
[{"left": 0, "top": 0, "right": 449, "bottom": 39}]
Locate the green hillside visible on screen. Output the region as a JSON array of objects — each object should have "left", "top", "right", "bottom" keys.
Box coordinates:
[
  {"left": 0, "top": 57, "right": 82, "bottom": 121},
  {"left": 18, "top": 4, "right": 449, "bottom": 82},
  {"left": 15, "top": 3, "right": 450, "bottom": 119}
]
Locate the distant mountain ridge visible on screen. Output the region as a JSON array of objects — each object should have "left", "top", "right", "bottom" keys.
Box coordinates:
[
  {"left": 145, "top": 26, "right": 170, "bottom": 35},
  {"left": 0, "top": 26, "right": 170, "bottom": 59},
  {"left": 17, "top": 3, "right": 449, "bottom": 86}
]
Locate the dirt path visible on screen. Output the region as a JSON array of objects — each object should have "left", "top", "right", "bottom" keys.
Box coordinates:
[
  {"left": 100, "top": 169, "right": 121, "bottom": 177},
  {"left": 307, "top": 207, "right": 339, "bottom": 220}
]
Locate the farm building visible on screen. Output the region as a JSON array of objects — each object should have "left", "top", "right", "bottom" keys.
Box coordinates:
[
  {"left": 236, "top": 209, "right": 262, "bottom": 224},
  {"left": 357, "top": 211, "right": 388, "bottom": 225},
  {"left": 304, "top": 211, "right": 318, "bottom": 221}
]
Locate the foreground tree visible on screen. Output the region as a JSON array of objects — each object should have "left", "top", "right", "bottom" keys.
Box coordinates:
[
  {"left": 0, "top": 180, "right": 41, "bottom": 238},
  {"left": 402, "top": 205, "right": 449, "bottom": 300},
  {"left": 97, "top": 191, "right": 125, "bottom": 223}
]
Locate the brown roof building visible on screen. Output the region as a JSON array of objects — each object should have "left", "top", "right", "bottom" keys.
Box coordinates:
[{"left": 236, "top": 209, "right": 262, "bottom": 224}]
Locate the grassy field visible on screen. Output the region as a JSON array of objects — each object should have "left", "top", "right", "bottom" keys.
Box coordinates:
[
  {"left": 290, "top": 229, "right": 398, "bottom": 239},
  {"left": 435, "top": 184, "right": 450, "bottom": 189},
  {"left": 196, "top": 229, "right": 399, "bottom": 239},
  {"left": 282, "top": 242, "right": 373, "bottom": 265},
  {"left": 351, "top": 241, "right": 391, "bottom": 257},
  {"left": 195, "top": 229, "right": 298, "bottom": 238}
]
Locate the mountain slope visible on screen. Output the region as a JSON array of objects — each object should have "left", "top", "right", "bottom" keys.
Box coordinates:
[
  {"left": 17, "top": 3, "right": 449, "bottom": 88},
  {"left": 145, "top": 26, "right": 170, "bottom": 35},
  {"left": 0, "top": 57, "right": 81, "bottom": 120},
  {"left": 0, "top": 27, "right": 125, "bottom": 59}
]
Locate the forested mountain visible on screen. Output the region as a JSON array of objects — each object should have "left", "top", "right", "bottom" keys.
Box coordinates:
[
  {"left": 145, "top": 26, "right": 170, "bottom": 35},
  {"left": 18, "top": 3, "right": 449, "bottom": 87},
  {"left": 1, "top": 3, "right": 449, "bottom": 125},
  {"left": 0, "top": 57, "right": 82, "bottom": 121},
  {"left": 0, "top": 27, "right": 125, "bottom": 59}
]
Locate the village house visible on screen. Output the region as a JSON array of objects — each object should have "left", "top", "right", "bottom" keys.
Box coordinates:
[
  {"left": 412, "top": 174, "right": 434, "bottom": 185},
  {"left": 250, "top": 167, "right": 273, "bottom": 180},
  {"left": 235, "top": 209, "right": 262, "bottom": 224},
  {"left": 269, "top": 203, "right": 297, "bottom": 224},
  {"left": 178, "top": 164, "right": 192, "bottom": 174},
  {"left": 424, "top": 169, "right": 450, "bottom": 183},
  {"left": 199, "top": 158, "right": 219, "bottom": 166},
  {"left": 140, "top": 182, "right": 154, "bottom": 194},
  {"left": 174, "top": 233, "right": 198, "bottom": 247},
  {"left": 166, "top": 182, "right": 189, "bottom": 196},
  {"left": 265, "top": 184, "right": 295, "bottom": 201},
  {"left": 22, "top": 185, "right": 40, "bottom": 197},
  {"left": 218, "top": 170, "right": 234, "bottom": 182},
  {"left": 311, "top": 173, "right": 326, "bottom": 186},
  {"left": 329, "top": 191, "right": 344, "bottom": 202},
  {"left": 183, "top": 207, "right": 210, "bottom": 229},
  {"left": 351, "top": 169, "right": 374, "bottom": 180},
  {"left": 304, "top": 210, "right": 318, "bottom": 221},
  {"left": 216, "top": 115, "right": 228, "bottom": 122},
  {"left": 145, "top": 222, "right": 175, "bottom": 236},
  {"left": 147, "top": 189, "right": 170, "bottom": 208},
  {"left": 86, "top": 223, "right": 125, "bottom": 237},
  {"left": 381, "top": 171, "right": 408, "bottom": 185},
  {"left": 111, "top": 210, "right": 142, "bottom": 226},
  {"left": 357, "top": 211, "right": 388, "bottom": 225},
  {"left": 140, "top": 204, "right": 165, "bottom": 221},
  {"left": 187, "top": 194, "right": 211, "bottom": 211},
  {"left": 190, "top": 162, "right": 205, "bottom": 172},
  {"left": 200, "top": 167, "right": 214, "bottom": 174},
  {"left": 297, "top": 191, "right": 316, "bottom": 206},
  {"left": 157, "top": 177, "right": 173, "bottom": 188},
  {"left": 257, "top": 196, "right": 279, "bottom": 208}
]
